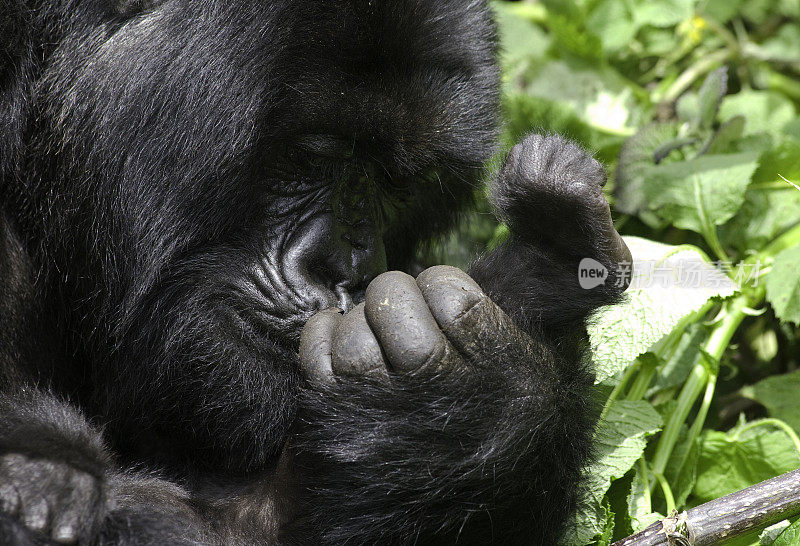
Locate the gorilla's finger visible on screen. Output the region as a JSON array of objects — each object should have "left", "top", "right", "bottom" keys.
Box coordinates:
[
  {"left": 299, "top": 308, "right": 343, "bottom": 384},
  {"left": 52, "top": 509, "right": 79, "bottom": 544},
  {"left": 364, "top": 271, "right": 460, "bottom": 374},
  {"left": 21, "top": 496, "right": 49, "bottom": 533},
  {"left": 0, "top": 482, "right": 20, "bottom": 515},
  {"left": 51, "top": 471, "right": 94, "bottom": 544},
  {"left": 331, "top": 303, "right": 390, "bottom": 381},
  {"left": 417, "top": 266, "right": 529, "bottom": 363}
]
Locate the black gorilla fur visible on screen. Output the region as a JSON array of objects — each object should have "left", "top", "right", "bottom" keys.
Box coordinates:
[{"left": 0, "top": 1, "right": 631, "bottom": 544}]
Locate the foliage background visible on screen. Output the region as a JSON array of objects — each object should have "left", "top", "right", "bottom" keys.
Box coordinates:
[{"left": 428, "top": 1, "right": 800, "bottom": 543}]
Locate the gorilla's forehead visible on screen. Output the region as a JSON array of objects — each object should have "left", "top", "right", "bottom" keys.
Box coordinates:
[
  {"left": 42, "top": 0, "right": 500, "bottom": 176},
  {"left": 274, "top": 0, "right": 501, "bottom": 170}
]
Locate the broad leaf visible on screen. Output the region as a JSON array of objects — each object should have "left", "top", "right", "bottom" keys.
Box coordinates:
[
  {"left": 745, "top": 369, "right": 800, "bottom": 435},
  {"left": 561, "top": 400, "right": 662, "bottom": 545},
  {"left": 643, "top": 152, "right": 760, "bottom": 236},
  {"left": 772, "top": 518, "right": 800, "bottom": 546},
  {"left": 694, "top": 428, "right": 800, "bottom": 502},
  {"left": 765, "top": 246, "right": 800, "bottom": 325},
  {"left": 719, "top": 91, "right": 797, "bottom": 137},
  {"left": 589, "top": 237, "right": 737, "bottom": 384}
]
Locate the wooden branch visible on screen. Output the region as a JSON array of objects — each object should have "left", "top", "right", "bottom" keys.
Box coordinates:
[{"left": 612, "top": 469, "right": 800, "bottom": 546}]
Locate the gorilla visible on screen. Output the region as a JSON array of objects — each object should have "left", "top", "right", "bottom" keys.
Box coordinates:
[{"left": 0, "top": 0, "right": 631, "bottom": 544}]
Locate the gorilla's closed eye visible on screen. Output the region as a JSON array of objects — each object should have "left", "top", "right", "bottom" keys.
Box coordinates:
[{"left": 297, "top": 135, "right": 355, "bottom": 160}]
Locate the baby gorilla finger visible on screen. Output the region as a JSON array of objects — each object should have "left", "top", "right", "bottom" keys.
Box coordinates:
[
  {"left": 299, "top": 308, "right": 343, "bottom": 384},
  {"left": 417, "top": 266, "right": 532, "bottom": 364},
  {"left": 364, "top": 271, "right": 461, "bottom": 374},
  {"left": 331, "top": 303, "right": 390, "bottom": 381}
]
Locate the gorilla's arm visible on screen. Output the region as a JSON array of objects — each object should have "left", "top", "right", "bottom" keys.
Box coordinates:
[{"left": 283, "top": 135, "right": 631, "bottom": 544}]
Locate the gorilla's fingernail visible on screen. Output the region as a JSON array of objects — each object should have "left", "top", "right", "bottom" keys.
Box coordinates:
[
  {"left": 0, "top": 485, "right": 20, "bottom": 514},
  {"left": 23, "top": 498, "right": 49, "bottom": 531},
  {"left": 299, "top": 308, "right": 342, "bottom": 384},
  {"left": 53, "top": 524, "right": 77, "bottom": 543}
]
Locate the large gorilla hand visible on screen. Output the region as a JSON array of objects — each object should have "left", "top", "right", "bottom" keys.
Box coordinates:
[
  {"left": 283, "top": 134, "right": 631, "bottom": 545},
  {"left": 300, "top": 267, "right": 526, "bottom": 382}
]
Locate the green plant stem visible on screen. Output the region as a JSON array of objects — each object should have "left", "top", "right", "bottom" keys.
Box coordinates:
[
  {"left": 638, "top": 458, "right": 652, "bottom": 515},
  {"left": 653, "top": 472, "right": 676, "bottom": 514},
  {"left": 658, "top": 48, "right": 733, "bottom": 103},
  {"left": 650, "top": 293, "right": 754, "bottom": 478},
  {"left": 626, "top": 359, "right": 657, "bottom": 401},
  {"left": 600, "top": 358, "right": 641, "bottom": 421}
]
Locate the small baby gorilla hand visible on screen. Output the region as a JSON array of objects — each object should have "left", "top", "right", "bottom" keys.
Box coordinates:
[
  {"left": 495, "top": 133, "right": 631, "bottom": 267},
  {"left": 0, "top": 453, "right": 102, "bottom": 544},
  {"left": 299, "top": 266, "right": 535, "bottom": 383}
]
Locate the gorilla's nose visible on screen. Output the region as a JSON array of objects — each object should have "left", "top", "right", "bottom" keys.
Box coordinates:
[{"left": 281, "top": 213, "right": 387, "bottom": 314}]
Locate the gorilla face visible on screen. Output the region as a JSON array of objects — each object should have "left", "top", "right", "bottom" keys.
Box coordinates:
[
  {"left": 28, "top": 1, "right": 499, "bottom": 348},
  {"left": 8, "top": 0, "right": 499, "bottom": 470}
]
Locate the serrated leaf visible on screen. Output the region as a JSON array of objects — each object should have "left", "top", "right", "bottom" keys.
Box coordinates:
[
  {"left": 765, "top": 246, "right": 800, "bottom": 325},
  {"left": 644, "top": 152, "right": 760, "bottom": 235},
  {"left": 614, "top": 122, "right": 680, "bottom": 215},
  {"left": 772, "top": 518, "right": 800, "bottom": 546},
  {"left": 589, "top": 237, "right": 737, "bottom": 383},
  {"left": 561, "top": 400, "right": 663, "bottom": 545},
  {"left": 694, "top": 428, "right": 800, "bottom": 502},
  {"left": 746, "top": 369, "right": 800, "bottom": 435}
]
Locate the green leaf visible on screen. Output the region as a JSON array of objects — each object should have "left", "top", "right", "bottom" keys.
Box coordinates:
[
  {"left": 501, "top": 92, "right": 595, "bottom": 152},
  {"left": 561, "top": 400, "right": 662, "bottom": 545},
  {"left": 547, "top": 13, "right": 604, "bottom": 60},
  {"left": 719, "top": 91, "right": 797, "bottom": 137},
  {"left": 765, "top": 246, "right": 800, "bottom": 325},
  {"left": 614, "top": 122, "right": 680, "bottom": 216},
  {"left": 663, "top": 426, "right": 700, "bottom": 508},
  {"left": 522, "top": 60, "right": 641, "bottom": 135},
  {"left": 643, "top": 152, "right": 760, "bottom": 236},
  {"left": 694, "top": 428, "right": 800, "bottom": 502},
  {"left": 589, "top": 237, "right": 737, "bottom": 383},
  {"left": 586, "top": 0, "right": 637, "bottom": 53},
  {"left": 695, "top": 68, "right": 728, "bottom": 131},
  {"left": 649, "top": 324, "right": 706, "bottom": 394},
  {"left": 761, "top": 25, "right": 800, "bottom": 64},
  {"left": 761, "top": 520, "right": 792, "bottom": 546},
  {"left": 493, "top": 2, "right": 550, "bottom": 74},
  {"left": 719, "top": 140, "right": 800, "bottom": 254},
  {"left": 772, "top": 518, "right": 800, "bottom": 546},
  {"left": 701, "top": 0, "right": 746, "bottom": 24},
  {"left": 632, "top": 0, "right": 693, "bottom": 28},
  {"left": 703, "top": 115, "right": 746, "bottom": 155},
  {"left": 746, "top": 370, "right": 800, "bottom": 435}
]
